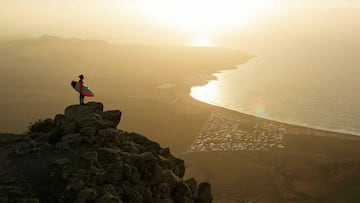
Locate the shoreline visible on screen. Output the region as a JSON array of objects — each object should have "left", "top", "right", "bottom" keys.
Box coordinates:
[
  {"left": 175, "top": 86, "right": 360, "bottom": 202},
  {"left": 2, "top": 36, "right": 360, "bottom": 202},
  {"left": 192, "top": 97, "right": 360, "bottom": 140},
  {"left": 184, "top": 91, "right": 360, "bottom": 150},
  {"left": 187, "top": 57, "right": 360, "bottom": 140}
]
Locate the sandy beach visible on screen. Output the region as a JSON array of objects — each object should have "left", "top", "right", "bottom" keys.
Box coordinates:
[
  {"left": 2, "top": 38, "right": 360, "bottom": 202},
  {"left": 115, "top": 79, "right": 360, "bottom": 202}
]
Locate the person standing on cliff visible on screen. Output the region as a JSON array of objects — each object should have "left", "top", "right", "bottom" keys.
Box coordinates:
[{"left": 79, "top": 74, "right": 85, "bottom": 105}]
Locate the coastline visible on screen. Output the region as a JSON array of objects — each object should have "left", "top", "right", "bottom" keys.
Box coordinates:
[
  {"left": 189, "top": 57, "right": 360, "bottom": 139},
  {"left": 161, "top": 82, "right": 360, "bottom": 201},
  {"left": 2, "top": 37, "right": 360, "bottom": 201},
  {"left": 194, "top": 97, "right": 360, "bottom": 140},
  {"left": 164, "top": 84, "right": 360, "bottom": 202},
  {"left": 146, "top": 59, "right": 360, "bottom": 201}
]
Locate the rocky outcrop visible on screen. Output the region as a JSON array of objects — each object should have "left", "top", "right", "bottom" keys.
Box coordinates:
[{"left": 0, "top": 102, "right": 212, "bottom": 203}]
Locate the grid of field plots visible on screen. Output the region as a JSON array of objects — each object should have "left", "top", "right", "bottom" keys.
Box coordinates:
[{"left": 188, "top": 112, "right": 286, "bottom": 152}]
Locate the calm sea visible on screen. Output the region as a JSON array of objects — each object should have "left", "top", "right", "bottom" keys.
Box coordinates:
[{"left": 191, "top": 44, "right": 360, "bottom": 135}]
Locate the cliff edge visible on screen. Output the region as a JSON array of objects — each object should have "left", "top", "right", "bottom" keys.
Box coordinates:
[{"left": 0, "top": 102, "right": 212, "bottom": 203}]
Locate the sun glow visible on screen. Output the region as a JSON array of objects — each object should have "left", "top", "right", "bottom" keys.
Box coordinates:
[
  {"left": 127, "top": 0, "right": 277, "bottom": 46},
  {"left": 191, "top": 38, "right": 214, "bottom": 47}
]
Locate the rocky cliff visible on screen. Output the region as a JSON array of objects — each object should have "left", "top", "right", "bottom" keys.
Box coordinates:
[{"left": 0, "top": 102, "right": 212, "bottom": 203}]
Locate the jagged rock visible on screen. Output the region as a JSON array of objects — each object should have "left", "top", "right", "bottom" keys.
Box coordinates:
[
  {"left": 175, "top": 181, "right": 193, "bottom": 197},
  {"left": 172, "top": 181, "right": 194, "bottom": 203},
  {"left": 55, "top": 133, "right": 81, "bottom": 150},
  {"left": 20, "top": 198, "right": 40, "bottom": 203},
  {"left": 172, "top": 193, "right": 194, "bottom": 203},
  {"left": 54, "top": 114, "right": 65, "bottom": 127},
  {"left": 122, "top": 187, "right": 143, "bottom": 203},
  {"left": 0, "top": 133, "right": 25, "bottom": 144},
  {"left": 61, "top": 133, "right": 81, "bottom": 144},
  {"left": 64, "top": 102, "right": 120, "bottom": 133},
  {"left": 63, "top": 121, "right": 78, "bottom": 135},
  {"left": 14, "top": 139, "right": 40, "bottom": 155},
  {"left": 162, "top": 170, "right": 181, "bottom": 192},
  {"left": 149, "top": 164, "right": 163, "bottom": 185},
  {"left": 0, "top": 102, "right": 212, "bottom": 202},
  {"left": 197, "top": 183, "right": 212, "bottom": 203},
  {"left": 75, "top": 188, "right": 97, "bottom": 203},
  {"left": 156, "top": 199, "right": 174, "bottom": 203},
  {"left": 78, "top": 151, "right": 102, "bottom": 169},
  {"left": 143, "top": 187, "right": 153, "bottom": 202},
  {"left": 96, "top": 184, "right": 119, "bottom": 197},
  {"left": 96, "top": 147, "right": 122, "bottom": 165},
  {"left": 56, "top": 141, "right": 70, "bottom": 150},
  {"left": 66, "top": 180, "right": 85, "bottom": 191},
  {"left": 79, "top": 127, "right": 97, "bottom": 137},
  {"left": 101, "top": 110, "right": 122, "bottom": 128},
  {"left": 171, "top": 159, "right": 185, "bottom": 178},
  {"left": 156, "top": 183, "right": 171, "bottom": 199},
  {"left": 185, "top": 178, "right": 199, "bottom": 200},
  {"left": 65, "top": 102, "right": 103, "bottom": 122},
  {"left": 136, "top": 152, "right": 157, "bottom": 168},
  {"left": 55, "top": 158, "right": 70, "bottom": 166},
  {"left": 95, "top": 194, "right": 122, "bottom": 203},
  {"left": 103, "top": 160, "right": 124, "bottom": 184},
  {"left": 158, "top": 155, "right": 185, "bottom": 178}
]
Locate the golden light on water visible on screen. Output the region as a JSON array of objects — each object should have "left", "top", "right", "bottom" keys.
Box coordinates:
[
  {"left": 190, "top": 81, "right": 220, "bottom": 103},
  {"left": 191, "top": 79, "right": 268, "bottom": 119}
]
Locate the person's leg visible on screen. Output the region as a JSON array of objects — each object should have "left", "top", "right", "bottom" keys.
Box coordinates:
[{"left": 80, "top": 94, "right": 85, "bottom": 105}]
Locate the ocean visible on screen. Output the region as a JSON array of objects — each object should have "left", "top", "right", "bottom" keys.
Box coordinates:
[{"left": 191, "top": 44, "right": 360, "bottom": 135}]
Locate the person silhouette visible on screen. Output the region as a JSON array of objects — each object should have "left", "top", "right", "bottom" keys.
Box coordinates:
[{"left": 78, "top": 74, "right": 85, "bottom": 105}]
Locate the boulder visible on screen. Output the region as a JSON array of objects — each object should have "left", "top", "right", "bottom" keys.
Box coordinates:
[
  {"left": 185, "top": 178, "right": 199, "bottom": 200},
  {"left": 96, "top": 184, "right": 119, "bottom": 197},
  {"left": 162, "top": 170, "right": 181, "bottom": 192},
  {"left": 3, "top": 102, "right": 212, "bottom": 202},
  {"left": 65, "top": 103, "right": 101, "bottom": 122},
  {"left": 196, "top": 183, "right": 212, "bottom": 203},
  {"left": 78, "top": 151, "right": 102, "bottom": 169},
  {"left": 149, "top": 164, "right": 163, "bottom": 185},
  {"left": 103, "top": 160, "right": 124, "bottom": 185},
  {"left": 56, "top": 141, "right": 70, "bottom": 150},
  {"left": 20, "top": 198, "right": 40, "bottom": 203},
  {"left": 95, "top": 194, "right": 122, "bottom": 203},
  {"left": 54, "top": 114, "right": 65, "bottom": 127},
  {"left": 96, "top": 147, "right": 122, "bottom": 165},
  {"left": 63, "top": 102, "right": 121, "bottom": 134},
  {"left": 79, "top": 127, "right": 97, "bottom": 137},
  {"left": 55, "top": 158, "right": 70, "bottom": 166},
  {"left": 62, "top": 121, "right": 78, "bottom": 135},
  {"left": 66, "top": 180, "right": 84, "bottom": 192},
  {"left": 61, "top": 133, "right": 81, "bottom": 144},
  {"left": 101, "top": 110, "right": 122, "bottom": 128},
  {"left": 75, "top": 188, "right": 97, "bottom": 203}
]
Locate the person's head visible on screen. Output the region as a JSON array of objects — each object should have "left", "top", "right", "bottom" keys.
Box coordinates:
[{"left": 79, "top": 74, "right": 84, "bottom": 79}]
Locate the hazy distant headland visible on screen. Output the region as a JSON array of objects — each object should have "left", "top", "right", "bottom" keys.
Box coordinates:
[
  {"left": 3, "top": 35, "right": 360, "bottom": 202},
  {"left": 0, "top": 35, "right": 251, "bottom": 133}
]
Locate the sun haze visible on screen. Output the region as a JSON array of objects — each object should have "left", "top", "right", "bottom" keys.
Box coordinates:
[
  {"left": 126, "top": 0, "right": 277, "bottom": 46},
  {"left": 0, "top": 0, "right": 278, "bottom": 47}
]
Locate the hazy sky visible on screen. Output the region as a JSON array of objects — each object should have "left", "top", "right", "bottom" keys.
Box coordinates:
[{"left": 1, "top": 0, "right": 359, "bottom": 49}]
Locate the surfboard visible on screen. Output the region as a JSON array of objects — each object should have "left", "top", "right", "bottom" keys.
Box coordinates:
[{"left": 71, "top": 81, "right": 94, "bottom": 97}]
